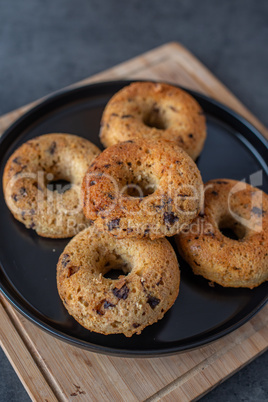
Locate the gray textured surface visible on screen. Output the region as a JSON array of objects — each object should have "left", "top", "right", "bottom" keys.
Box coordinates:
[{"left": 0, "top": 0, "right": 267, "bottom": 401}]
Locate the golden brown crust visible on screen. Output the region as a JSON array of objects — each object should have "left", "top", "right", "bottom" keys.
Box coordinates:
[
  {"left": 100, "top": 82, "right": 207, "bottom": 160},
  {"left": 57, "top": 227, "right": 180, "bottom": 337},
  {"left": 176, "top": 179, "right": 268, "bottom": 288},
  {"left": 3, "top": 133, "right": 101, "bottom": 238},
  {"left": 82, "top": 139, "right": 203, "bottom": 239}
]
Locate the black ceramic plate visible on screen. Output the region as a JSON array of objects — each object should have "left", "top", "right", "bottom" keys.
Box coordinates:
[{"left": 0, "top": 81, "right": 267, "bottom": 357}]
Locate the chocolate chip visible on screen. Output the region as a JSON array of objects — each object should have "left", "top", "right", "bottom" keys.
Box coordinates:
[
  {"left": 29, "top": 222, "right": 35, "bottom": 229},
  {"left": 107, "top": 218, "right": 120, "bottom": 231},
  {"left": 188, "top": 133, "right": 193, "bottom": 138},
  {"left": 112, "top": 284, "right": 129, "bottom": 300},
  {"left": 164, "top": 212, "right": 179, "bottom": 226},
  {"left": 107, "top": 193, "right": 115, "bottom": 200},
  {"left": 127, "top": 162, "right": 132, "bottom": 166},
  {"left": 215, "top": 180, "right": 228, "bottom": 184},
  {"left": 155, "top": 204, "right": 164, "bottom": 210},
  {"left": 169, "top": 105, "right": 178, "bottom": 112},
  {"left": 116, "top": 161, "right": 123, "bottom": 165},
  {"left": 127, "top": 228, "right": 133, "bottom": 233},
  {"left": 121, "top": 114, "right": 133, "bottom": 118},
  {"left": 212, "top": 191, "right": 218, "bottom": 196},
  {"left": 178, "top": 193, "right": 190, "bottom": 198},
  {"left": 251, "top": 207, "right": 265, "bottom": 217},
  {"left": 103, "top": 300, "right": 115, "bottom": 309},
  {"left": 156, "top": 277, "right": 163, "bottom": 286},
  {"left": 89, "top": 180, "right": 96, "bottom": 186},
  {"left": 199, "top": 212, "right": 205, "bottom": 218},
  {"left": 67, "top": 266, "right": 80, "bottom": 278},
  {"left": 205, "top": 231, "right": 215, "bottom": 238},
  {"left": 12, "top": 157, "right": 21, "bottom": 165},
  {"left": 96, "top": 205, "right": 106, "bottom": 212},
  {"left": 147, "top": 295, "right": 160, "bottom": 309},
  {"left": 48, "top": 141, "right": 57, "bottom": 155},
  {"left": 194, "top": 260, "right": 201, "bottom": 266},
  {"left": 95, "top": 299, "right": 115, "bottom": 315},
  {"left": 30, "top": 208, "right": 35, "bottom": 215},
  {"left": 143, "top": 228, "right": 150, "bottom": 236},
  {"left": 12, "top": 194, "right": 18, "bottom": 202},
  {"left": 133, "top": 323, "right": 140, "bottom": 328},
  {"left": 104, "top": 164, "right": 111, "bottom": 168},
  {"left": 14, "top": 165, "right": 27, "bottom": 175},
  {"left": 61, "top": 254, "right": 70, "bottom": 267}
]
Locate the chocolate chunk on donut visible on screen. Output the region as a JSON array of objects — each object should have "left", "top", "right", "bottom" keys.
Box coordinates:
[
  {"left": 147, "top": 295, "right": 160, "bottom": 309},
  {"left": 112, "top": 284, "right": 129, "bottom": 300}
]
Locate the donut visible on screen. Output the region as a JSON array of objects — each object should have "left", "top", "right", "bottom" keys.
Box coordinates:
[
  {"left": 3, "top": 133, "right": 101, "bottom": 238},
  {"left": 57, "top": 226, "right": 180, "bottom": 337},
  {"left": 176, "top": 179, "right": 268, "bottom": 288},
  {"left": 100, "top": 81, "right": 206, "bottom": 160},
  {"left": 82, "top": 139, "right": 203, "bottom": 240}
]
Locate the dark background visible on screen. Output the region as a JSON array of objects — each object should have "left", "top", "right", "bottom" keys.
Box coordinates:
[{"left": 0, "top": 0, "right": 267, "bottom": 400}]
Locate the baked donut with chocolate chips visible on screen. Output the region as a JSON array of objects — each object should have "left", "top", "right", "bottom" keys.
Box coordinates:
[
  {"left": 3, "top": 133, "right": 101, "bottom": 238},
  {"left": 82, "top": 139, "right": 203, "bottom": 239},
  {"left": 176, "top": 179, "right": 268, "bottom": 288},
  {"left": 100, "top": 81, "right": 207, "bottom": 160},
  {"left": 57, "top": 226, "right": 180, "bottom": 337}
]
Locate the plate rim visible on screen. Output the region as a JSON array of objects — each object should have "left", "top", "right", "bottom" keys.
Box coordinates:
[
  {"left": 1, "top": 279, "right": 267, "bottom": 357},
  {"left": 0, "top": 79, "right": 267, "bottom": 357}
]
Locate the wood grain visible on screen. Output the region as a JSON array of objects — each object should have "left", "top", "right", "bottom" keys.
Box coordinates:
[{"left": 0, "top": 42, "right": 267, "bottom": 402}]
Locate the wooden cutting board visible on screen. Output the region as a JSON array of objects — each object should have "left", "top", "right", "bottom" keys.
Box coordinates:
[{"left": 0, "top": 42, "right": 267, "bottom": 402}]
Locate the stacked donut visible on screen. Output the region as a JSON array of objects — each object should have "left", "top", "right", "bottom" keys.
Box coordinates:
[
  {"left": 3, "top": 82, "right": 268, "bottom": 338},
  {"left": 58, "top": 82, "right": 205, "bottom": 336}
]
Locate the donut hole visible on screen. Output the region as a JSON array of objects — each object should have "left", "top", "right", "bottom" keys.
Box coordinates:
[
  {"left": 143, "top": 106, "right": 167, "bottom": 130},
  {"left": 47, "top": 178, "right": 72, "bottom": 194},
  {"left": 104, "top": 268, "right": 127, "bottom": 280},
  {"left": 123, "top": 173, "right": 158, "bottom": 198},
  {"left": 103, "top": 253, "right": 132, "bottom": 280},
  {"left": 220, "top": 227, "right": 239, "bottom": 240},
  {"left": 218, "top": 216, "right": 246, "bottom": 240}
]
